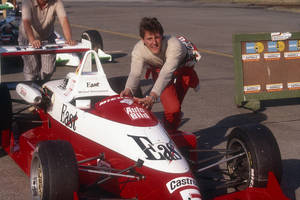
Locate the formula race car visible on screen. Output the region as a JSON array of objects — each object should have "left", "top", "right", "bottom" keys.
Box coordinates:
[{"left": 0, "top": 45, "right": 289, "bottom": 200}]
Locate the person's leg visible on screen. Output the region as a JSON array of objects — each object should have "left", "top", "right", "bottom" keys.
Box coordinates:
[
  {"left": 18, "top": 33, "right": 41, "bottom": 81},
  {"left": 160, "top": 83, "right": 181, "bottom": 134},
  {"left": 160, "top": 66, "right": 199, "bottom": 134},
  {"left": 40, "top": 54, "right": 56, "bottom": 81},
  {"left": 40, "top": 34, "right": 57, "bottom": 81},
  {"left": 22, "top": 54, "right": 41, "bottom": 81},
  {"left": 175, "top": 66, "right": 199, "bottom": 104}
]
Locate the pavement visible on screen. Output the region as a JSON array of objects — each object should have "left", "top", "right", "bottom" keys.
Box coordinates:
[{"left": 1, "top": 1, "right": 300, "bottom": 199}]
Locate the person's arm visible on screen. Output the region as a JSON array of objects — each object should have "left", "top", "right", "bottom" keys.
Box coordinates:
[
  {"left": 56, "top": 0, "right": 76, "bottom": 45},
  {"left": 60, "top": 16, "right": 76, "bottom": 45},
  {"left": 121, "top": 42, "right": 145, "bottom": 96},
  {"left": 21, "top": 0, "right": 41, "bottom": 48},
  {"left": 23, "top": 19, "right": 41, "bottom": 48}
]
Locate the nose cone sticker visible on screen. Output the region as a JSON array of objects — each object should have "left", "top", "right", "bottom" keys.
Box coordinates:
[{"left": 180, "top": 188, "right": 202, "bottom": 200}]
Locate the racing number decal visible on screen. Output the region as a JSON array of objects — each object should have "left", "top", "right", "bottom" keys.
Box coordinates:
[
  {"left": 60, "top": 104, "right": 78, "bottom": 131},
  {"left": 128, "top": 135, "right": 182, "bottom": 161}
]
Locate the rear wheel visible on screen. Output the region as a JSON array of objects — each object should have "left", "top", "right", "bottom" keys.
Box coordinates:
[
  {"left": 30, "top": 140, "right": 78, "bottom": 200},
  {"left": 81, "top": 30, "right": 104, "bottom": 51},
  {"left": 226, "top": 124, "right": 282, "bottom": 190}
]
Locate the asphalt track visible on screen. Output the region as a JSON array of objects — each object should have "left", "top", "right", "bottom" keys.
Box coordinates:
[{"left": 1, "top": 0, "right": 300, "bottom": 199}]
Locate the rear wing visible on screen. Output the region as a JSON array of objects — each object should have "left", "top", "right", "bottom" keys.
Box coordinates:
[
  {"left": 0, "top": 43, "right": 90, "bottom": 56},
  {"left": 0, "top": 43, "right": 90, "bottom": 83}
]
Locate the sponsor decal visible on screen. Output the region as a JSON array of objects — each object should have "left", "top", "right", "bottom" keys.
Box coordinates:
[
  {"left": 268, "top": 41, "right": 278, "bottom": 52},
  {"left": 244, "top": 85, "right": 261, "bottom": 94},
  {"left": 86, "top": 81, "right": 100, "bottom": 88},
  {"left": 98, "top": 96, "right": 123, "bottom": 106},
  {"left": 245, "top": 42, "right": 256, "bottom": 54},
  {"left": 64, "top": 79, "right": 76, "bottom": 96},
  {"left": 242, "top": 54, "right": 260, "bottom": 62},
  {"left": 177, "top": 36, "right": 194, "bottom": 50},
  {"left": 264, "top": 52, "right": 281, "bottom": 60},
  {"left": 19, "top": 86, "right": 27, "bottom": 97},
  {"left": 125, "top": 107, "right": 150, "bottom": 120},
  {"left": 288, "top": 82, "right": 300, "bottom": 90},
  {"left": 284, "top": 51, "right": 300, "bottom": 59},
  {"left": 128, "top": 135, "right": 182, "bottom": 161},
  {"left": 166, "top": 177, "right": 198, "bottom": 194},
  {"left": 120, "top": 98, "right": 133, "bottom": 105},
  {"left": 277, "top": 41, "right": 285, "bottom": 52},
  {"left": 246, "top": 42, "right": 264, "bottom": 54},
  {"left": 266, "top": 83, "right": 283, "bottom": 92},
  {"left": 254, "top": 42, "right": 264, "bottom": 53},
  {"left": 271, "top": 32, "right": 291, "bottom": 41},
  {"left": 180, "top": 188, "right": 202, "bottom": 200},
  {"left": 60, "top": 104, "right": 78, "bottom": 131},
  {"left": 288, "top": 40, "right": 300, "bottom": 51},
  {"left": 268, "top": 41, "right": 285, "bottom": 52}
]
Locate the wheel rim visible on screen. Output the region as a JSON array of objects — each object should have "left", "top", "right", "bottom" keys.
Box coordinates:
[
  {"left": 227, "top": 138, "right": 252, "bottom": 190},
  {"left": 82, "top": 33, "right": 91, "bottom": 41},
  {"left": 30, "top": 156, "right": 44, "bottom": 200}
]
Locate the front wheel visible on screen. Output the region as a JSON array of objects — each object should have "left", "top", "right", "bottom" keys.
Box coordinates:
[
  {"left": 226, "top": 124, "right": 282, "bottom": 190},
  {"left": 30, "top": 140, "right": 78, "bottom": 200}
]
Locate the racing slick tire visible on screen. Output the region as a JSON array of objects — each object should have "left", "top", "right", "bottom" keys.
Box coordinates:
[
  {"left": 30, "top": 140, "right": 78, "bottom": 200},
  {"left": 108, "top": 76, "right": 143, "bottom": 98},
  {"left": 0, "top": 83, "right": 12, "bottom": 131},
  {"left": 81, "top": 30, "right": 104, "bottom": 51},
  {"left": 226, "top": 124, "right": 282, "bottom": 190}
]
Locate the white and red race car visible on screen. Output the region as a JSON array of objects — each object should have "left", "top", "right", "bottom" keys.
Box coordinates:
[{"left": 0, "top": 45, "right": 289, "bottom": 200}]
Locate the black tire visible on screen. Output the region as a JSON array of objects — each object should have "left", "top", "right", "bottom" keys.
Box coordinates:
[
  {"left": 108, "top": 76, "right": 143, "bottom": 98},
  {"left": 81, "top": 30, "right": 104, "bottom": 51},
  {"left": 226, "top": 124, "right": 282, "bottom": 190},
  {"left": 0, "top": 83, "right": 12, "bottom": 131},
  {"left": 30, "top": 140, "right": 78, "bottom": 200}
]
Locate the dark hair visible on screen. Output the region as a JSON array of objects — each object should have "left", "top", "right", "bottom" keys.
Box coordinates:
[{"left": 139, "top": 17, "right": 164, "bottom": 38}]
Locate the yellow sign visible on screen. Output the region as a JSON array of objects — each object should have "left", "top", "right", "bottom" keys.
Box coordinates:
[
  {"left": 276, "top": 41, "right": 285, "bottom": 52},
  {"left": 255, "top": 42, "right": 264, "bottom": 53}
]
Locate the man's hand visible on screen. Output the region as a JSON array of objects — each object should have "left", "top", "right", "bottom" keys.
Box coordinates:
[
  {"left": 30, "top": 39, "right": 42, "bottom": 48},
  {"left": 65, "top": 39, "right": 77, "bottom": 46},
  {"left": 120, "top": 88, "right": 133, "bottom": 97},
  {"left": 134, "top": 92, "right": 158, "bottom": 110}
]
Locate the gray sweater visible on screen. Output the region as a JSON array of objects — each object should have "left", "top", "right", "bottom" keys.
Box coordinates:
[{"left": 125, "top": 35, "right": 187, "bottom": 96}]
